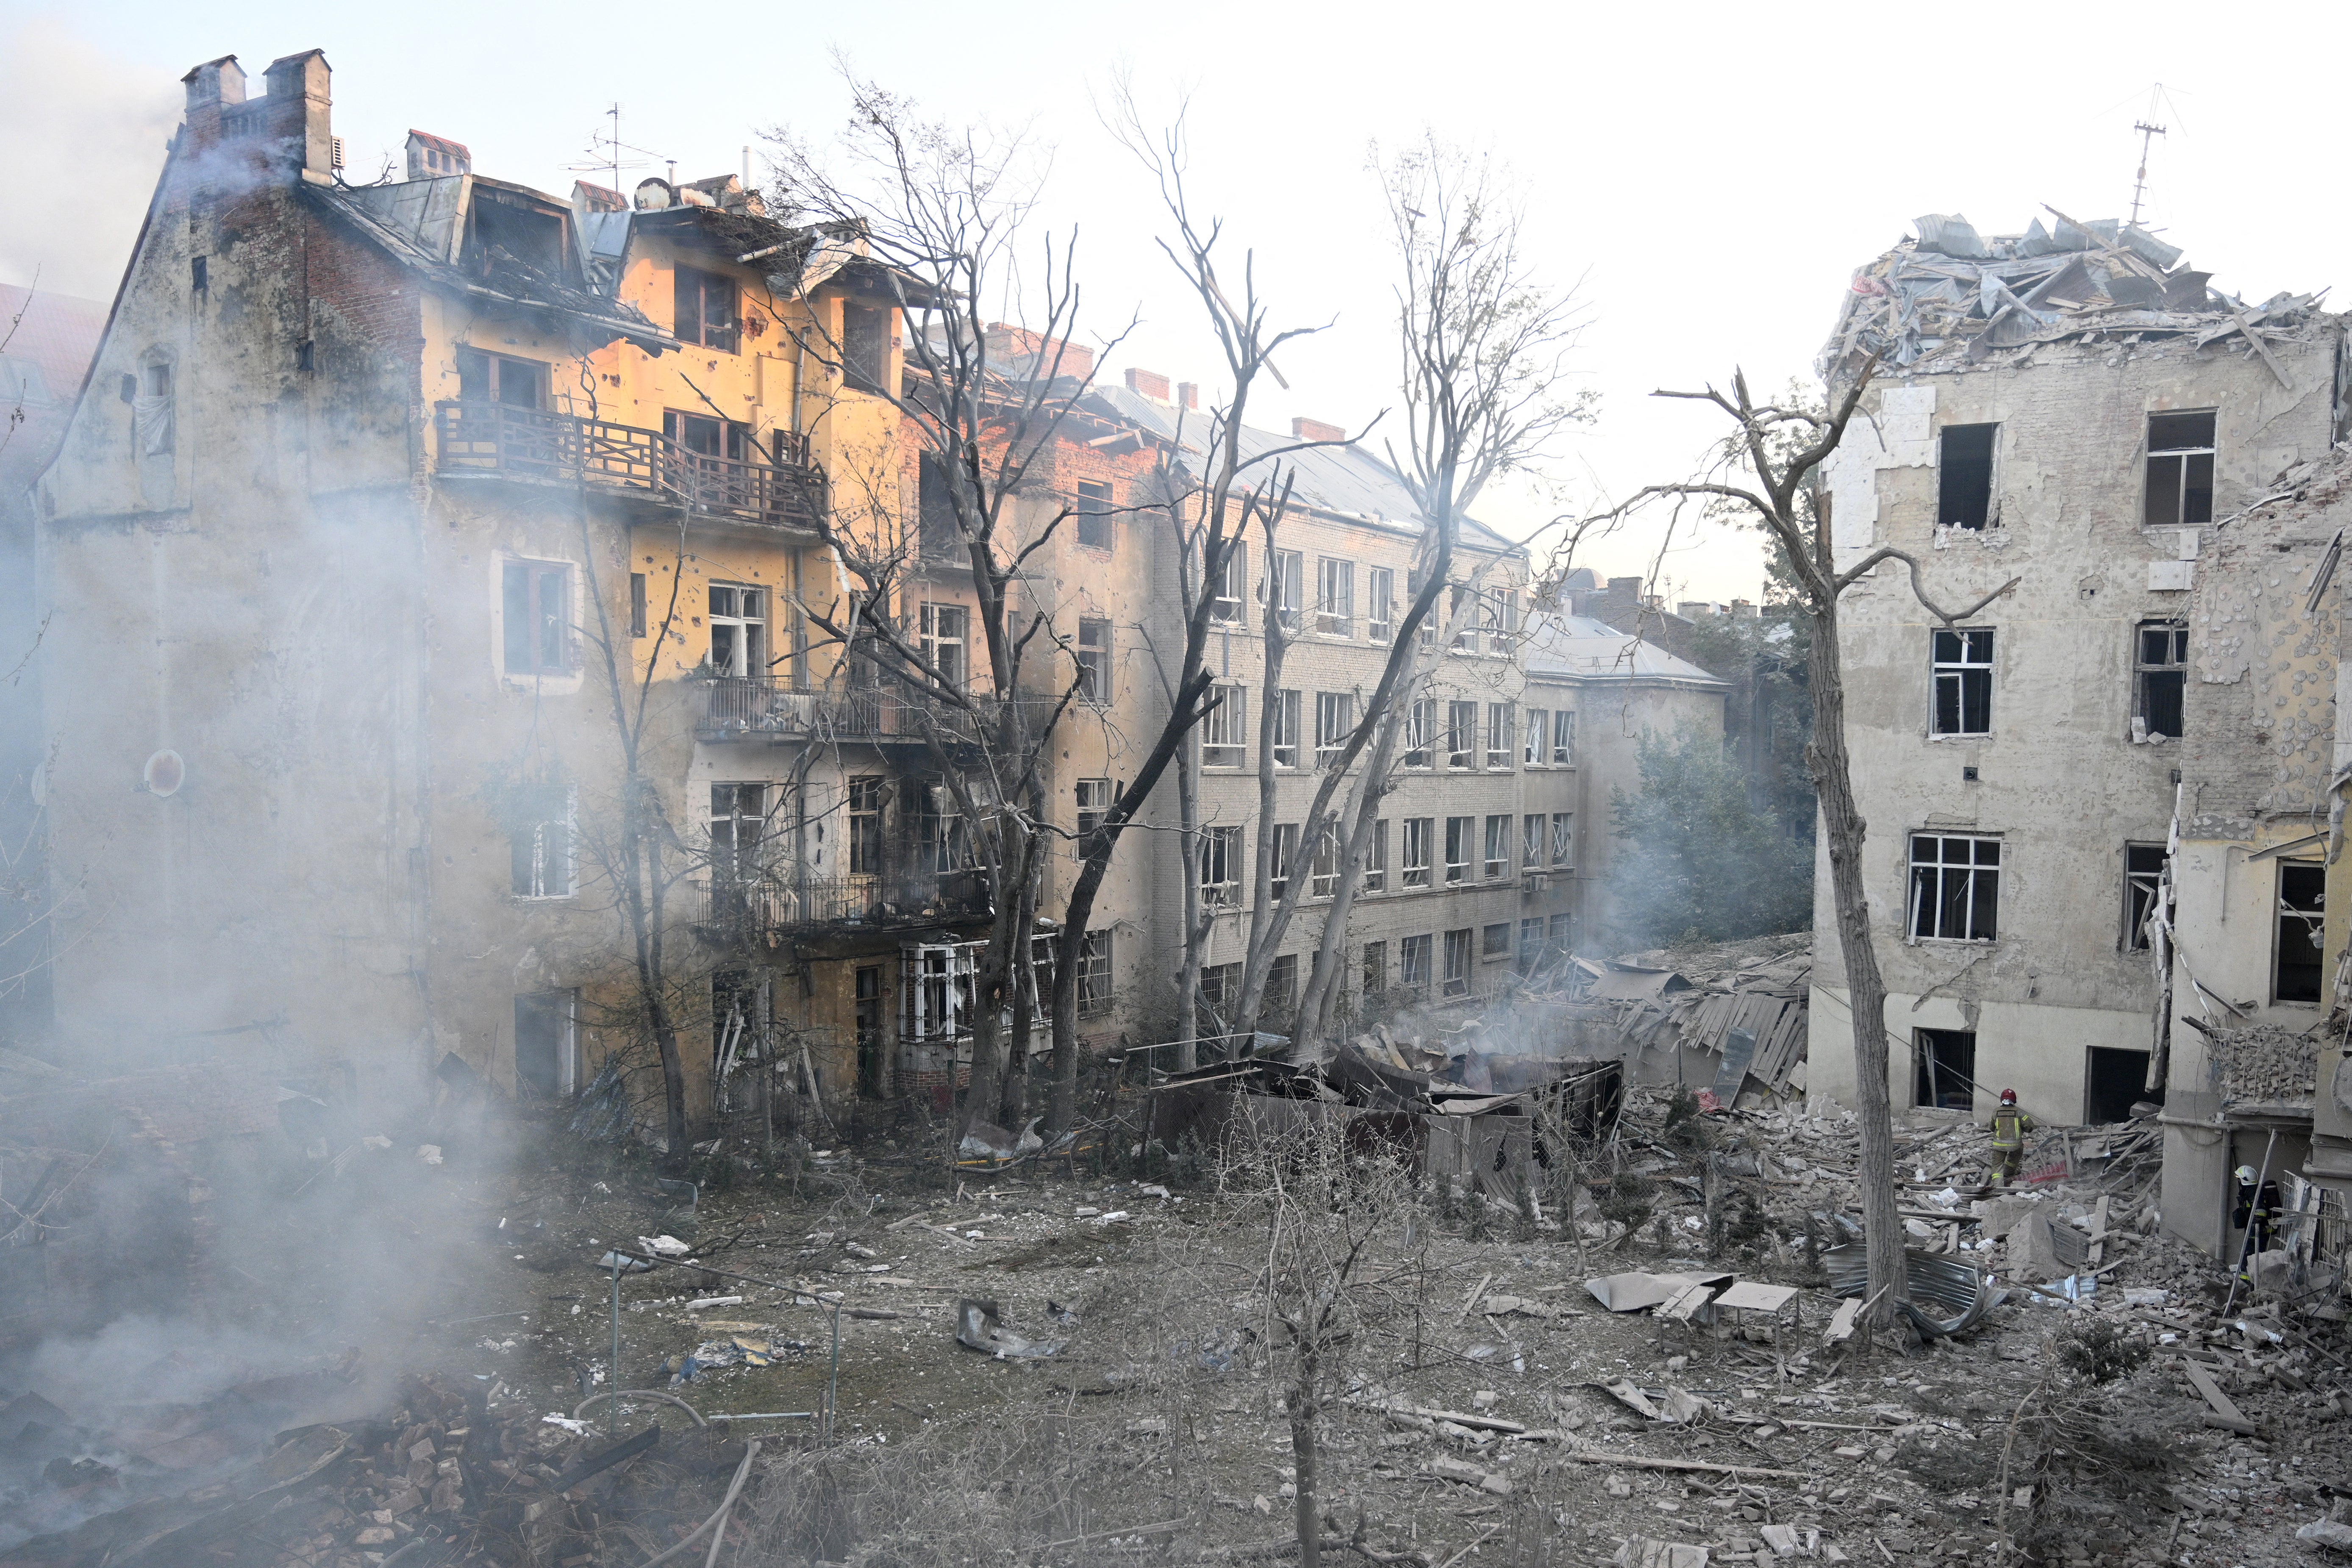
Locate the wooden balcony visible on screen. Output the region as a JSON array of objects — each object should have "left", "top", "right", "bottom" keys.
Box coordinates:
[{"left": 434, "top": 400, "right": 824, "bottom": 532}]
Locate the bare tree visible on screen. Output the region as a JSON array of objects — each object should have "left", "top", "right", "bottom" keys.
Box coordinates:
[
  {"left": 1244, "top": 134, "right": 1592, "bottom": 1046},
  {"left": 769, "top": 75, "right": 1130, "bottom": 1140},
  {"left": 1595, "top": 365, "right": 2015, "bottom": 1323}
]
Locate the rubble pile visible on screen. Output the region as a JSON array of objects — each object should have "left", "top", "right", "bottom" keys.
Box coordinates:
[
  {"left": 1816, "top": 209, "right": 2329, "bottom": 380},
  {"left": 0, "top": 1368, "right": 752, "bottom": 1567}
]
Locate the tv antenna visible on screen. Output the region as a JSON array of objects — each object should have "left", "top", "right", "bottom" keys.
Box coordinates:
[
  {"left": 567, "top": 103, "right": 666, "bottom": 198},
  {"left": 2128, "top": 118, "right": 2166, "bottom": 225}
]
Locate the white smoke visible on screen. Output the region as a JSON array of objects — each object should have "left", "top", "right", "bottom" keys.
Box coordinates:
[{"left": 0, "top": 20, "right": 178, "bottom": 297}]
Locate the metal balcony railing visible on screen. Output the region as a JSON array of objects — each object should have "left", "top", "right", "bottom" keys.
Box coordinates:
[
  {"left": 703, "top": 867, "right": 991, "bottom": 936},
  {"left": 434, "top": 400, "right": 824, "bottom": 531},
  {"left": 700, "top": 678, "right": 833, "bottom": 738}
]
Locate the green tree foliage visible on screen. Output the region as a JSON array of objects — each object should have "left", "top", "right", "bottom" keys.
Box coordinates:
[{"left": 1609, "top": 722, "right": 1812, "bottom": 947}]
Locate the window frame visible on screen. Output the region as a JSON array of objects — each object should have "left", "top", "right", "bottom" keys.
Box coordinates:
[
  {"left": 1444, "top": 815, "right": 1473, "bottom": 885},
  {"left": 1524, "top": 708, "right": 1548, "bottom": 767},
  {"left": 1403, "top": 699, "right": 1435, "bottom": 769},
  {"left": 1447, "top": 700, "right": 1479, "bottom": 770},
  {"left": 1402, "top": 818, "right": 1433, "bottom": 890},
  {"left": 1364, "top": 818, "right": 1388, "bottom": 894},
  {"left": 502, "top": 558, "right": 573, "bottom": 677},
  {"left": 1077, "top": 930, "right": 1114, "bottom": 1016},
  {"left": 1483, "top": 814, "right": 1510, "bottom": 880},
  {"left": 1314, "top": 690, "right": 1355, "bottom": 769},
  {"left": 1551, "top": 812, "right": 1574, "bottom": 868},
  {"left": 2123, "top": 841, "right": 2166, "bottom": 953},
  {"left": 707, "top": 582, "right": 767, "bottom": 678},
  {"left": 2275, "top": 860, "right": 2325, "bottom": 1004},
  {"left": 509, "top": 783, "right": 577, "bottom": 899},
  {"left": 847, "top": 776, "right": 885, "bottom": 876},
  {"left": 1362, "top": 940, "right": 1388, "bottom": 995},
  {"left": 1200, "top": 824, "right": 1244, "bottom": 906},
  {"left": 1517, "top": 917, "right": 1546, "bottom": 973},
  {"left": 673, "top": 264, "right": 741, "bottom": 353},
  {"left": 1481, "top": 921, "right": 1512, "bottom": 960},
  {"left": 1523, "top": 813, "right": 1546, "bottom": 871},
  {"left": 1316, "top": 557, "right": 1354, "bottom": 637},
  {"left": 1442, "top": 928, "right": 1474, "bottom": 996},
  {"left": 1075, "top": 480, "right": 1114, "bottom": 552},
  {"left": 1930, "top": 627, "right": 1994, "bottom": 737},
  {"left": 1270, "top": 688, "right": 1302, "bottom": 769},
  {"left": 2133, "top": 619, "right": 2187, "bottom": 741},
  {"left": 1486, "top": 702, "right": 1512, "bottom": 770},
  {"left": 841, "top": 302, "right": 889, "bottom": 391},
  {"left": 1366, "top": 566, "right": 1394, "bottom": 644},
  {"left": 1208, "top": 541, "right": 1247, "bottom": 625},
  {"left": 1075, "top": 616, "right": 1111, "bottom": 705},
  {"left": 1400, "top": 933, "right": 1433, "bottom": 994},
  {"left": 1907, "top": 833, "right": 2002, "bottom": 944},
  {"left": 1269, "top": 549, "right": 1304, "bottom": 631},
  {"left": 920, "top": 601, "right": 969, "bottom": 689},
  {"left": 1203, "top": 683, "right": 1247, "bottom": 769},
  {"left": 1936, "top": 422, "right": 1999, "bottom": 531},
  {"left": 2144, "top": 409, "right": 2216, "bottom": 530},
  {"left": 1551, "top": 710, "right": 1575, "bottom": 767},
  {"left": 457, "top": 347, "right": 548, "bottom": 409},
  {"left": 1269, "top": 822, "right": 1299, "bottom": 904},
  {"left": 1075, "top": 778, "right": 1113, "bottom": 843}
]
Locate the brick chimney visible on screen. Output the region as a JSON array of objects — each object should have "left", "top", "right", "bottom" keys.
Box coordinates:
[
  {"left": 180, "top": 56, "right": 246, "bottom": 148},
  {"left": 1176, "top": 381, "right": 1200, "bottom": 410},
  {"left": 261, "top": 50, "right": 335, "bottom": 180},
  {"left": 1292, "top": 416, "right": 1345, "bottom": 443},
  {"left": 983, "top": 323, "right": 1094, "bottom": 382},
  {"left": 1124, "top": 366, "right": 1170, "bottom": 401}
]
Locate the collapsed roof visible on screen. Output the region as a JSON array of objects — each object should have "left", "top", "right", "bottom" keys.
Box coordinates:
[{"left": 1817, "top": 209, "right": 2330, "bottom": 384}]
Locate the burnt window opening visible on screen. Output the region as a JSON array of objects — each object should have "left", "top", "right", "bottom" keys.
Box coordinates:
[
  {"left": 1937, "top": 423, "right": 1998, "bottom": 530},
  {"left": 296, "top": 339, "right": 314, "bottom": 373},
  {"left": 663, "top": 409, "right": 750, "bottom": 460},
  {"left": 841, "top": 304, "right": 889, "bottom": 392},
  {"left": 2124, "top": 843, "right": 2168, "bottom": 952},
  {"left": 191, "top": 255, "right": 208, "bottom": 293},
  {"left": 673, "top": 265, "right": 739, "bottom": 353},
  {"left": 854, "top": 966, "right": 886, "bottom": 1099},
  {"left": 502, "top": 558, "right": 572, "bottom": 676},
  {"left": 847, "top": 776, "right": 886, "bottom": 876},
  {"left": 1075, "top": 618, "right": 1110, "bottom": 703},
  {"left": 2134, "top": 619, "right": 2187, "bottom": 740},
  {"left": 1913, "top": 1027, "right": 1976, "bottom": 1110},
  {"left": 918, "top": 451, "right": 964, "bottom": 559},
  {"left": 2275, "top": 862, "right": 2325, "bottom": 1003},
  {"left": 470, "top": 197, "right": 567, "bottom": 278},
  {"left": 458, "top": 349, "right": 547, "bottom": 410},
  {"left": 1075, "top": 480, "right": 1113, "bottom": 551},
  {"left": 1930, "top": 627, "right": 1993, "bottom": 736},
  {"left": 2145, "top": 410, "right": 2216, "bottom": 529},
  {"left": 514, "top": 990, "right": 577, "bottom": 1098},
  {"left": 1909, "top": 833, "right": 2000, "bottom": 942},
  {"left": 629, "top": 572, "right": 648, "bottom": 638}
]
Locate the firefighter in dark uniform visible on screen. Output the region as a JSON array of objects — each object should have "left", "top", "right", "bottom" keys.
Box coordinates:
[{"left": 2233, "top": 1164, "right": 2280, "bottom": 1272}]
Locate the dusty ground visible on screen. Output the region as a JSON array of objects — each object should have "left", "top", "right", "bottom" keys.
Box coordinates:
[{"left": 163, "top": 1090, "right": 2342, "bottom": 1568}]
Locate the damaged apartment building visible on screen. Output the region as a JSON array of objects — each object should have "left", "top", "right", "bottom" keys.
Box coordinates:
[
  {"left": 1808, "top": 208, "right": 2352, "bottom": 1257},
  {"left": 26, "top": 47, "right": 1721, "bottom": 1131}
]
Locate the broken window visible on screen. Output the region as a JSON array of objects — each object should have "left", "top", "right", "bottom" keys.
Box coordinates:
[
  {"left": 1908, "top": 834, "right": 2000, "bottom": 942},
  {"left": 1269, "top": 823, "right": 1299, "bottom": 904},
  {"left": 1266, "top": 953, "right": 1298, "bottom": 1019},
  {"left": 1486, "top": 703, "right": 1512, "bottom": 769},
  {"left": 1517, "top": 918, "right": 1546, "bottom": 973},
  {"left": 674, "top": 265, "right": 739, "bottom": 353},
  {"left": 1524, "top": 709, "right": 1548, "bottom": 766},
  {"left": 509, "top": 783, "right": 575, "bottom": 899},
  {"left": 1362, "top": 940, "right": 1388, "bottom": 995},
  {"left": 1442, "top": 928, "right": 1474, "bottom": 996},
  {"left": 854, "top": 966, "right": 886, "bottom": 1098},
  {"left": 502, "top": 559, "right": 572, "bottom": 676},
  {"left": 2134, "top": 619, "right": 2187, "bottom": 740},
  {"left": 907, "top": 942, "right": 978, "bottom": 1043},
  {"left": 1400, "top": 933, "right": 1433, "bottom": 994},
  {"left": 2123, "top": 842, "right": 2166, "bottom": 952},
  {"left": 848, "top": 777, "right": 885, "bottom": 876},
  {"left": 1271, "top": 689, "right": 1301, "bottom": 769},
  {"left": 1444, "top": 816, "right": 1473, "bottom": 885},
  {"left": 1402, "top": 818, "right": 1433, "bottom": 889},
  {"left": 1366, "top": 567, "right": 1394, "bottom": 644},
  {"left": 1552, "top": 812, "right": 1575, "bottom": 867},
  {"left": 918, "top": 452, "right": 963, "bottom": 558},
  {"left": 1075, "top": 617, "right": 1110, "bottom": 704},
  {"left": 1200, "top": 825, "right": 1244, "bottom": 906},
  {"left": 1447, "top": 701, "right": 1478, "bottom": 769},
  {"left": 514, "top": 990, "right": 577, "bottom": 1098},
  {"left": 2145, "top": 410, "right": 2216, "bottom": 529},
  {"left": 915, "top": 784, "right": 972, "bottom": 878},
  {"left": 1403, "top": 700, "right": 1435, "bottom": 768},
  {"left": 1208, "top": 541, "right": 1247, "bottom": 624},
  {"left": 1483, "top": 922, "right": 1511, "bottom": 960},
  {"left": 1314, "top": 691, "right": 1354, "bottom": 769},
  {"left": 2087, "top": 1046, "right": 2158, "bottom": 1123},
  {"left": 1483, "top": 815, "right": 1510, "bottom": 880},
  {"left": 2276, "top": 862, "right": 2325, "bottom": 1003},
  {"left": 1075, "top": 480, "right": 1113, "bottom": 551},
  {"left": 1365, "top": 819, "right": 1388, "bottom": 894},
  {"left": 457, "top": 348, "right": 547, "bottom": 409},
  {"left": 1524, "top": 813, "right": 1546, "bottom": 870},
  {"left": 708, "top": 583, "right": 766, "bottom": 678},
  {"left": 920, "top": 602, "right": 968, "bottom": 688},
  {"left": 1549, "top": 912, "right": 1574, "bottom": 952},
  {"left": 1930, "top": 627, "right": 1993, "bottom": 736},
  {"left": 1317, "top": 558, "right": 1353, "bottom": 636},
  {"left": 1309, "top": 824, "right": 1339, "bottom": 899},
  {"left": 1913, "top": 1028, "right": 1976, "bottom": 1111},
  {"left": 708, "top": 783, "right": 771, "bottom": 925},
  {"left": 1937, "top": 424, "right": 1998, "bottom": 530},
  {"left": 1552, "top": 710, "right": 1575, "bottom": 766},
  {"left": 1199, "top": 961, "right": 1243, "bottom": 1034},
  {"left": 1075, "top": 779, "right": 1112, "bottom": 844},
  {"left": 1202, "top": 683, "right": 1247, "bottom": 768},
  {"left": 841, "top": 303, "right": 889, "bottom": 391},
  {"left": 1269, "top": 549, "right": 1303, "bottom": 631},
  {"left": 1077, "top": 931, "right": 1114, "bottom": 1015}
]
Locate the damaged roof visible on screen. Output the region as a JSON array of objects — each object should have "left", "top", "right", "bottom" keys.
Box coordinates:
[
  {"left": 1083, "top": 382, "right": 1521, "bottom": 553},
  {"left": 1520, "top": 610, "right": 1726, "bottom": 686},
  {"left": 1818, "top": 208, "right": 2332, "bottom": 384}
]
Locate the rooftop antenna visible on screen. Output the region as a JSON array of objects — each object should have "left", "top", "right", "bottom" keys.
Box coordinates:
[
  {"left": 566, "top": 103, "right": 665, "bottom": 197},
  {"left": 2128, "top": 86, "right": 2169, "bottom": 227}
]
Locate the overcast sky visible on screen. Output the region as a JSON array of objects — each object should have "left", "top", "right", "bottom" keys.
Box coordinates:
[{"left": 8, "top": 1, "right": 2346, "bottom": 603}]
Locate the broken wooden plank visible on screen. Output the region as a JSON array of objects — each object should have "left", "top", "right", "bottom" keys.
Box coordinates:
[
  {"left": 2179, "top": 1360, "right": 2258, "bottom": 1435},
  {"left": 1556, "top": 1445, "right": 1805, "bottom": 1482}
]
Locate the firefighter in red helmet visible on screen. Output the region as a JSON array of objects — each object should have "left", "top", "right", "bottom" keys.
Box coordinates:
[{"left": 1990, "top": 1089, "right": 2033, "bottom": 1185}]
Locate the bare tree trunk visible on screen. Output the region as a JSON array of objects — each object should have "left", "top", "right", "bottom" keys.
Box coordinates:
[
  {"left": 1175, "top": 738, "right": 1205, "bottom": 1073},
  {"left": 1807, "top": 592, "right": 1903, "bottom": 1314},
  {"left": 1289, "top": 1366, "right": 1322, "bottom": 1568}
]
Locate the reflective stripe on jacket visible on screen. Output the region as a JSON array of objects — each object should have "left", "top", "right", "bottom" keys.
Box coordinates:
[{"left": 1991, "top": 1108, "right": 2030, "bottom": 1149}]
